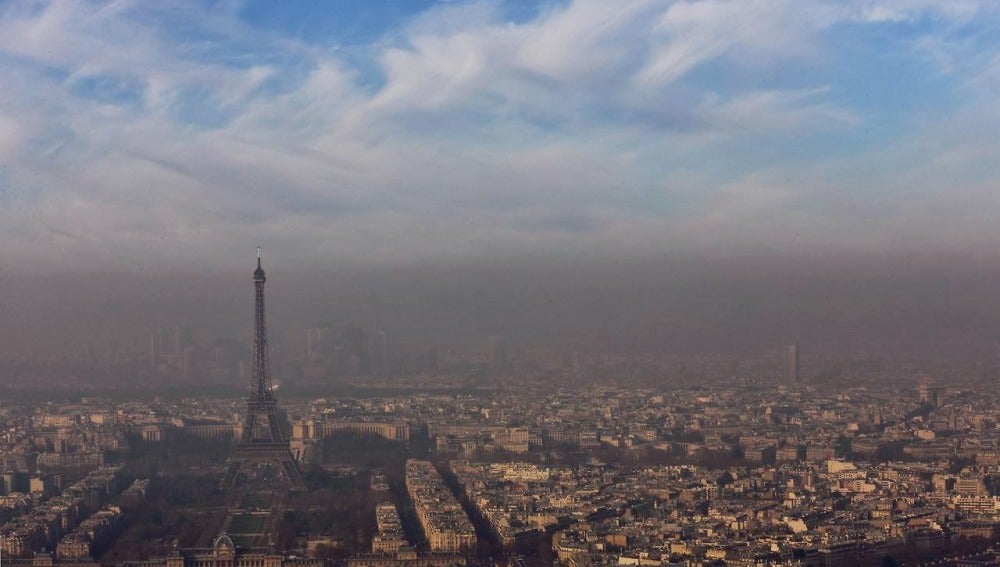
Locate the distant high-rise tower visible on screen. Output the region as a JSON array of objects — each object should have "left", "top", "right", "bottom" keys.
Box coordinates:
[
  {"left": 917, "top": 380, "right": 944, "bottom": 407},
  {"left": 489, "top": 336, "right": 508, "bottom": 370},
  {"left": 425, "top": 345, "right": 439, "bottom": 372},
  {"left": 373, "top": 329, "right": 389, "bottom": 373},
  {"left": 222, "top": 250, "right": 303, "bottom": 488},
  {"left": 783, "top": 344, "right": 799, "bottom": 384},
  {"left": 305, "top": 326, "right": 335, "bottom": 361}
]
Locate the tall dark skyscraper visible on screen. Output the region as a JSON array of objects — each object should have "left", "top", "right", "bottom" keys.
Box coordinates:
[
  {"left": 372, "top": 328, "right": 389, "bottom": 374},
  {"left": 489, "top": 336, "right": 508, "bottom": 370},
  {"left": 783, "top": 343, "right": 799, "bottom": 384},
  {"left": 222, "top": 250, "right": 303, "bottom": 488}
]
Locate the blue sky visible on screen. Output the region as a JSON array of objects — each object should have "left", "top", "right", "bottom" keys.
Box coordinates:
[{"left": 0, "top": 0, "right": 998, "bottom": 273}]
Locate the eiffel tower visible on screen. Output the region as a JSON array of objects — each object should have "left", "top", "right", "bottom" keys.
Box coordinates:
[{"left": 222, "top": 249, "right": 303, "bottom": 488}]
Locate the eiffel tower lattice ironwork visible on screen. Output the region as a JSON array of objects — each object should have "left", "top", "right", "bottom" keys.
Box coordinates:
[{"left": 222, "top": 250, "right": 303, "bottom": 488}]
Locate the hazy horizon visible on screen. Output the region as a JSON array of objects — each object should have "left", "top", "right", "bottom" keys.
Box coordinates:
[{"left": 4, "top": 252, "right": 1000, "bottom": 360}]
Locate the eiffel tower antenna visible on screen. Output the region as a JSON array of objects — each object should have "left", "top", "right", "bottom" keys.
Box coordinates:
[{"left": 222, "top": 249, "right": 303, "bottom": 488}]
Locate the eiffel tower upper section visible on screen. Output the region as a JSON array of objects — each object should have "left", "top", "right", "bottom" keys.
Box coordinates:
[{"left": 250, "top": 248, "right": 275, "bottom": 404}]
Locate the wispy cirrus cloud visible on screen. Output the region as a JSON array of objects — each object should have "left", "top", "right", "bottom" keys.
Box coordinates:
[{"left": 0, "top": 0, "right": 998, "bottom": 273}]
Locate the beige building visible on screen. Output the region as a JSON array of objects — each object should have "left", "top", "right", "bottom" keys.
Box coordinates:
[
  {"left": 405, "top": 460, "right": 476, "bottom": 553},
  {"left": 119, "top": 534, "right": 323, "bottom": 567}
]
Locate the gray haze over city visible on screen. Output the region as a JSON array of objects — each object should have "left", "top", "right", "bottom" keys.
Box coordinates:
[{"left": 4, "top": 255, "right": 1000, "bottom": 361}]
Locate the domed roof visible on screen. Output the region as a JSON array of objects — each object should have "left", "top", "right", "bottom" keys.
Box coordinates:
[{"left": 213, "top": 532, "right": 236, "bottom": 553}]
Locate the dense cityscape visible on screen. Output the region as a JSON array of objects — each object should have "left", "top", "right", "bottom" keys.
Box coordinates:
[{"left": 6, "top": 292, "right": 1000, "bottom": 567}]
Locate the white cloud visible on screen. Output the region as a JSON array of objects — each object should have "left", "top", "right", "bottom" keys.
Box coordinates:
[
  {"left": 0, "top": 0, "right": 998, "bottom": 272},
  {"left": 851, "top": 0, "right": 985, "bottom": 24}
]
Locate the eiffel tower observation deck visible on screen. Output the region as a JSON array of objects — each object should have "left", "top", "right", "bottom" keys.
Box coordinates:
[{"left": 222, "top": 249, "right": 303, "bottom": 488}]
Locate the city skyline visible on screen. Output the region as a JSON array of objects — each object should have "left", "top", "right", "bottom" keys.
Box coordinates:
[{"left": 7, "top": 253, "right": 1000, "bottom": 360}]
